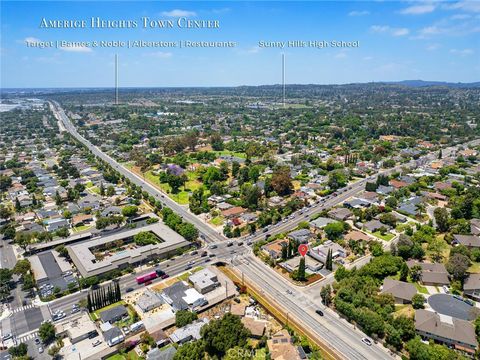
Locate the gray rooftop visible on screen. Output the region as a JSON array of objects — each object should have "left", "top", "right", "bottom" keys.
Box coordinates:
[{"left": 68, "top": 221, "right": 190, "bottom": 277}]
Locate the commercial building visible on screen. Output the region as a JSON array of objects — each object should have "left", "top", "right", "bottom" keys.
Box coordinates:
[
  {"left": 67, "top": 222, "right": 190, "bottom": 278},
  {"left": 189, "top": 268, "right": 219, "bottom": 294}
]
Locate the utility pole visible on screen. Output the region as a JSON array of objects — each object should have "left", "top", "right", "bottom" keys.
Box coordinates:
[
  {"left": 282, "top": 53, "right": 286, "bottom": 108},
  {"left": 115, "top": 54, "right": 119, "bottom": 105}
]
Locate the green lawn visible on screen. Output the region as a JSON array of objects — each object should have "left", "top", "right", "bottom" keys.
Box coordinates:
[
  {"left": 210, "top": 216, "right": 224, "bottom": 226},
  {"left": 144, "top": 170, "right": 201, "bottom": 205},
  {"left": 106, "top": 350, "right": 143, "bottom": 360},
  {"left": 254, "top": 348, "right": 267, "bottom": 360},
  {"left": 72, "top": 224, "right": 93, "bottom": 233},
  {"left": 414, "top": 282, "right": 429, "bottom": 294},
  {"left": 366, "top": 230, "right": 395, "bottom": 241},
  {"left": 468, "top": 262, "right": 480, "bottom": 273},
  {"left": 214, "top": 150, "right": 247, "bottom": 159},
  {"left": 178, "top": 266, "right": 204, "bottom": 281}
]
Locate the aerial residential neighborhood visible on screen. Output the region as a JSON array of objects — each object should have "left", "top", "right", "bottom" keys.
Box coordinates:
[{"left": 2, "top": 1, "right": 480, "bottom": 360}]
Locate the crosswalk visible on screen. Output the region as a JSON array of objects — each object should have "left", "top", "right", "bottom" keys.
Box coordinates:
[
  {"left": 10, "top": 304, "right": 35, "bottom": 313},
  {"left": 16, "top": 332, "right": 38, "bottom": 344}
]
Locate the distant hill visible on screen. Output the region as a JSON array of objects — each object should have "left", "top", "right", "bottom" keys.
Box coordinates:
[{"left": 383, "top": 80, "right": 480, "bottom": 88}]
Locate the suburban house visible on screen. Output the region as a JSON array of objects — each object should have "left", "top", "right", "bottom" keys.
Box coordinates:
[
  {"left": 452, "top": 234, "right": 480, "bottom": 249},
  {"left": 310, "top": 217, "right": 336, "bottom": 230},
  {"left": 308, "top": 241, "right": 347, "bottom": 264},
  {"left": 99, "top": 305, "right": 128, "bottom": 324},
  {"left": 406, "top": 260, "right": 450, "bottom": 286},
  {"left": 415, "top": 309, "right": 478, "bottom": 355},
  {"left": 463, "top": 273, "right": 480, "bottom": 301},
  {"left": 267, "top": 329, "right": 306, "bottom": 360},
  {"left": 380, "top": 279, "right": 417, "bottom": 304},
  {"left": 328, "top": 208, "right": 353, "bottom": 221},
  {"left": 261, "top": 239, "right": 288, "bottom": 260},
  {"left": 137, "top": 289, "right": 164, "bottom": 313},
  {"left": 169, "top": 318, "right": 209, "bottom": 344},
  {"left": 288, "top": 229, "right": 312, "bottom": 244},
  {"left": 344, "top": 230, "right": 370, "bottom": 242},
  {"left": 363, "top": 220, "right": 389, "bottom": 233}
]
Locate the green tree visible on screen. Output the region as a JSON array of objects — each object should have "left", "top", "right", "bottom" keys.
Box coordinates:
[
  {"left": 173, "top": 340, "right": 205, "bottom": 360},
  {"left": 270, "top": 166, "right": 293, "bottom": 196},
  {"left": 297, "top": 257, "right": 306, "bottom": 281},
  {"left": 324, "top": 221, "right": 345, "bottom": 240},
  {"left": 320, "top": 284, "right": 332, "bottom": 306},
  {"left": 201, "top": 313, "right": 250, "bottom": 357},
  {"left": 409, "top": 265, "right": 422, "bottom": 282},
  {"left": 328, "top": 170, "right": 348, "bottom": 190},
  {"left": 399, "top": 262, "right": 409, "bottom": 281},
  {"left": 13, "top": 259, "right": 31, "bottom": 276},
  {"left": 133, "top": 231, "right": 158, "bottom": 246},
  {"left": 8, "top": 343, "right": 28, "bottom": 357},
  {"left": 175, "top": 310, "right": 198, "bottom": 327},
  {"left": 412, "top": 294, "right": 425, "bottom": 309},
  {"left": 210, "top": 133, "right": 224, "bottom": 151},
  {"left": 224, "top": 346, "right": 253, "bottom": 360},
  {"left": 434, "top": 207, "right": 450, "bottom": 232},
  {"left": 39, "top": 321, "right": 56, "bottom": 344},
  {"left": 446, "top": 253, "right": 470, "bottom": 280},
  {"left": 121, "top": 205, "right": 138, "bottom": 217}
]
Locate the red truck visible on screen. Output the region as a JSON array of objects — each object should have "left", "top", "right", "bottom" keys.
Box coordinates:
[{"left": 136, "top": 271, "right": 157, "bottom": 285}]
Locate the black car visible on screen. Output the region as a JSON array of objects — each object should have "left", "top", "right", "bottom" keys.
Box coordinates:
[
  {"left": 315, "top": 309, "right": 324, "bottom": 316},
  {"left": 155, "top": 268, "right": 165, "bottom": 276},
  {"left": 126, "top": 287, "right": 134, "bottom": 293}
]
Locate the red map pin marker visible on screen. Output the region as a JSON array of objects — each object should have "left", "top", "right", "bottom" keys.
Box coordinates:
[{"left": 298, "top": 244, "right": 308, "bottom": 257}]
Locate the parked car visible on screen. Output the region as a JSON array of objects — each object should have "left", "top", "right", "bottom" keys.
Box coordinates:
[
  {"left": 38, "top": 347, "right": 44, "bottom": 354},
  {"left": 126, "top": 287, "right": 134, "bottom": 293},
  {"left": 92, "top": 339, "right": 102, "bottom": 347},
  {"left": 2, "top": 333, "right": 12, "bottom": 341},
  {"left": 34, "top": 338, "right": 41, "bottom": 345},
  {"left": 315, "top": 309, "right": 324, "bottom": 316}
]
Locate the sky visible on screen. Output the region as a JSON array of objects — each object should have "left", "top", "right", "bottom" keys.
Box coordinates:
[{"left": 1, "top": 1, "right": 479, "bottom": 88}]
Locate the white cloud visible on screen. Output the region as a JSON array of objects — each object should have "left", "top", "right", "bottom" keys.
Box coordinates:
[
  {"left": 371, "top": 25, "right": 409, "bottom": 36},
  {"left": 247, "top": 46, "right": 260, "bottom": 54},
  {"left": 161, "top": 9, "right": 196, "bottom": 17},
  {"left": 348, "top": 10, "right": 370, "bottom": 16},
  {"left": 450, "top": 48, "right": 474, "bottom": 56},
  {"left": 334, "top": 51, "right": 347, "bottom": 59},
  {"left": 443, "top": 1, "right": 480, "bottom": 13},
  {"left": 451, "top": 14, "right": 471, "bottom": 20},
  {"left": 211, "top": 8, "right": 230, "bottom": 14},
  {"left": 400, "top": 4, "right": 436, "bottom": 15},
  {"left": 426, "top": 43, "right": 440, "bottom": 50},
  {"left": 363, "top": 56, "right": 373, "bottom": 61},
  {"left": 24, "top": 37, "right": 41, "bottom": 45},
  {"left": 60, "top": 45, "right": 92, "bottom": 53},
  {"left": 144, "top": 51, "right": 173, "bottom": 59},
  {"left": 392, "top": 28, "right": 410, "bottom": 36},
  {"left": 370, "top": 25, "right": 389, "bottom": 33}
]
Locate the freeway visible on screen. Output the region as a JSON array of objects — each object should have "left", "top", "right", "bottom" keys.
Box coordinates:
[{"left": 50, "top": 101, "right": 224, "bottom": 244}]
